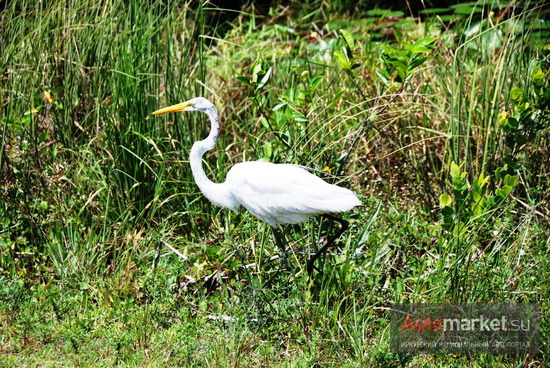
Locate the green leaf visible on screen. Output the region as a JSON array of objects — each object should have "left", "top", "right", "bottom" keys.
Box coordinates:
[
  {"left": 408, "top": 56, "right": 429, "bottom": 70},
  {"left": 251, "top": 59, "right": 262, "bottom": 76},
  {"left": 497, "top": 111, "right": 507, "bottom": 126},
  {"left": 507, "top": 117, "right": 519, "bottom": 129},
  {"left": 412, "top": 37, "right": 437, "bottom": 48},
  {"left": 272, "top": 102, "right": 287, "bottom": 111},
  {"left": 453, "top": 3, "right": 483, "bottom": 15},
  {"left": 532, "top": 66, "right": 545, "bottom": 87},
  {"left": 472, "top": 172, "right": 489, "bottom": 192},
  {"left": 452, "top": 221, "right": 468, "bottom": 237},
  {"left": 439, "top": 193, "right": 453, "bottom": 207},
  {"left": 309, "top": 76, "right": 323, "bottom": 91},
  {"left": 471, "top": 194, "right": 487, "bottom": 217},
  {"left": 235, "top": 76, "right": 251, "bottom": 86},
  {"left": 410, "top": 45, "right": 432, "bottom": 54},
  {"left": 419, "top": 8, "right": 449, "bottom": 15},
  {"left": 384, "top": 47, "right": 408, "bottom": 61},
  {"left": 292, "top": 112, "right": 308, "bottom": 122},
  {"left": 334, "top": 50, "right": 351, "bottom": 69},
  {"left": 256, "top": 67, "right": 272, "bottom": 89},
  {"left": 388, "top": 59, "right": 408, "bottom": 73},
  {"left": 450, "top": 161, "right": 462, "bottom": 178},
  {"left": 339, "top": 29, "right": 355, "bottom": 50},
  {"left": 504, "top": 174, "right": 519, "bottom": 188},
  {"left": 441, "top": 206, "right": 455, "bottom": 230},
  {"left": 510, "top": 87, "right": 523, "bottom": 102},
  {"left": 376, "top": 70, "right": 390, "bottom": 86},
  {"left": 263, "top": 141, "right": 272, "bottom": 161},
  {"left": 496, "top": 185, "right": 512, "bottom": 197},
  {"left": 452, "top": 176, "right": 468, "bottom": 192},
  {"left": 259, "top": 116, "right": 270, "bottom": 130}
]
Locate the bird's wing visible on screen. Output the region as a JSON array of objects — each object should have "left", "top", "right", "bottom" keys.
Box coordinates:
[{"left": 225, "top": 161, "right": 361, "bottom": 226}]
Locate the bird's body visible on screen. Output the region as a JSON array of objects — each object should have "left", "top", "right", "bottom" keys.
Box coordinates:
[
  {"left": 153, "top": 97, "right": 361, "bottom": 274},
  {"left": 217, "top": 160, "right": 360, "bottom": 227}
]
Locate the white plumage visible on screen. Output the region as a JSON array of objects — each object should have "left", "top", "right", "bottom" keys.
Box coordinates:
[
  {"left": 226, "top": 161, "right": 361, "bottom": 227},
  {"left": 153, "top": 97, "right": 361, "bottom": 228}
]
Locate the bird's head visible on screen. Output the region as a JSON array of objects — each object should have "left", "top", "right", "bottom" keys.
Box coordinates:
[{"left": 152, "top": 97, "right": 214, "bottom": 115}]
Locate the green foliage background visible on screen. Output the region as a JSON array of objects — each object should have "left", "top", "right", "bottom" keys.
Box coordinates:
[{"left": 1, "top": 0, "right": 548, "bottom": 366}]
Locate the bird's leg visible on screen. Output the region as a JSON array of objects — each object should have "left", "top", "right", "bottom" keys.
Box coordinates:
[
  {"left": 272, "top": 227, "right": 290, "bottom": 267},
  {"left": 307, "top": 214, "right": 349, "bottom": 276}
]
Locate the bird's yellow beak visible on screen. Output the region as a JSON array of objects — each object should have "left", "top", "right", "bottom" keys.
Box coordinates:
[{"left": 151, "top": 101, "right": 193, "bottom": 115}]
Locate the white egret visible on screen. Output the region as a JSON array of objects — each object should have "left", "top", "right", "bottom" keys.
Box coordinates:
[{"left": 152, "top": 97, "right": 361, "bottom": 275}]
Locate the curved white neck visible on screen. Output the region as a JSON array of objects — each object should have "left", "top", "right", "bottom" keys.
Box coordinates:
[{"left": 189, "top": 106, "right": 238, "bottom": 211}]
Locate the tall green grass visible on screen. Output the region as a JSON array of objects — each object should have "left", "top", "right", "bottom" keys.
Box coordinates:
[
  {"left": 1, "top": 0, "right": 548, "bottom": 366},
  {"left": 1, "top": 0, "right": 208, "bottom": 276}
]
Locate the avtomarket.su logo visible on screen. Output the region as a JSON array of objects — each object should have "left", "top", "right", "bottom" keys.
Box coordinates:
[{"left": 401, "top": 314, "right": 532, "bottom": 332}]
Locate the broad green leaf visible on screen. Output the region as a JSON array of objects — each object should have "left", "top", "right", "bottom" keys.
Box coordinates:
[
  {"left": 419, "top": 8, "right": 449, "bottom": 15},
  {"left": 510, "top": 87, "right": 523, "bottom": 102},
  {"left": 496, "top": 185, "right": 512, "bottom": 197},
  {"left": 439, "top": 193, "right": 452, "bottom": 207},
  {"left": 450, "top": 161, "right": 462, "bottom": 178},
  {"left": 441, "top": 206, "right": 455, "bottom": 230},
  {"left": 292, "top": 112, "right": 308, "bottom": 122},
  {"left": 367, "top": 9, "right": 404, "bottom": 17},
  {"left": 334, "top": 50, "right": 351, "bottom": 69},
  {"left": 388, "top": 59, "right": 408, "bottom": 72},
  {"left": 408, "top": 56, "right": 429, "bottom": 70},
  {"left": 339, "top": 29, "right": 355, "bottom": 50},
  {"left": 272, "top": 102, "right": 288, "bottom": 111},
  {"left": 389, "top": 48, "right": 408, "bottom": 60},
  {"left": 380, "top": 45, "right": 407, "bottom": 60},
  {"left": 532, "top": 66, "right": 545, "bottom": 87},
  {"left": 235, "top": 76, "right": 251, "bottom": 86},
  {"left": 410, "top": 46, "right": 432, "bottom": 54},
  {"left": 309, "top": 75, "right": 323, "bottom": 91},
  {"left": 504, "top": 174, "right": 519, "bottom": 188},
  {"left": 497, "top": 111, "right": 507, "bottom": 126},
  {"left": 507, "top": 117, "right": 519, "bottom": 129},
  {"left": 452, "top": 176, "right": 468, "bottom": 192},
  {"left": 516, "top": 101, "right": 530, "bottom": 114},
  {"left": 259, "top": 116, "right": 270, "bottom": 130},
  {"left": 453, "top": 3, "right": 483, "bottom": 15},
  {"left": 406, "top": 39, "right": 436, "bottom": 54},
  {"left": 413, "top": 37, "right": 437, "bottom": 48}
]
